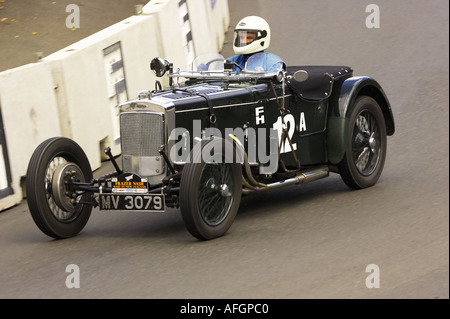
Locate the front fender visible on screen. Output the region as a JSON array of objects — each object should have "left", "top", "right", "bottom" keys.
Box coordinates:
[{"left": 327, "top": 76, "right": 395, "bottom": 165}]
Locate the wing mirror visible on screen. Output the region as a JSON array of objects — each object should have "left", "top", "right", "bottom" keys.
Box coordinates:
[
  {"left": 293, "top": 70, "right": 309, "bottom": 82},
  {"left": 150, "top": 57, "right": 172, "bottom": 77}
]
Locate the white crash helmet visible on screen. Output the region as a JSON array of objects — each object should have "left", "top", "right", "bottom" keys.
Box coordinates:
[{"left": 233, "top": 16, "right": 271, "bottom": 55}]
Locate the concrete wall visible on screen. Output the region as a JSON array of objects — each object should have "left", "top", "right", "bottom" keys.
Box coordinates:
[{"left": 0, "top": 0, "right": 229, "bottom": 211}]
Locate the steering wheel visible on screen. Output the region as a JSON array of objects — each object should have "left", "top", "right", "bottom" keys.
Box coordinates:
[
  {"left": 205, "top": 58, "right": 226, "bottom": 69},
  {"left": 224, "top": 60, "right": 243, "bottom": 72},
  {"left": 197, "top": 58, "right": 226, "bottom": 72}
]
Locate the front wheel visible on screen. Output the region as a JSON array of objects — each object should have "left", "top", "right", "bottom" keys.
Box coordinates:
[
  {"left": 26, "top": 137, "right": 93, "bottom": 239},
  {"left": 338, "top": 96, "right": 387, "bottom": 189},
  {"left": 180, "top": 138, "right": 242, "bottom": 240}
]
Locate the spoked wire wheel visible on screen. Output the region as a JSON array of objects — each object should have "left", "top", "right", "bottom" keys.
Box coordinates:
[
  {"left": 26, "top": 137, "right": 93, "bottom": 239},
  {"left": 338, "top": 96, "right": 387, "bottom": 189},
  {"left": 352, "top": 110, "right": 381, "bottom": 176},
  {"left": 197, "top": 162, "right": 235, "bottom": 226},
  {"left": 180, "top": 138, "right": 242, "bottom": 240}
]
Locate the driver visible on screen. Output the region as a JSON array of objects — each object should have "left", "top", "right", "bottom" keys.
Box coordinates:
[{"left": 228, "top": 16, "right": 286, "bottom": 72}]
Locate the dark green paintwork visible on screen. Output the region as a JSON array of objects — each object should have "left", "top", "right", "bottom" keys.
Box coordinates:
[
  {"left": 154, "top": 68, "right": 394, "bottom": 169},
  {"left": 326, "top": 76, "right": 395, "bottom": 164}
]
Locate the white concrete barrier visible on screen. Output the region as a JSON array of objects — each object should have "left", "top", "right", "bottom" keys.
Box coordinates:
[
  {"left": 143, "top": 0, "right": 230, "bottom": 65},
  {"left": 187, "top": 0, "right": 230, "bottom": 57},
  {"left": 143, "top": 0, "right": 191, "bottom": 69},
  {"left": 0, "top": 62, "right": 61, "bottom": 210},
  {"left": 43, "top": 14, "right": 164, "bottom": 168},
  {"left": 0, "top": 0, "right": 230, "bottom": 211},
  {"left": 196, "top": 0, "right": 230, "bottom": 54}
]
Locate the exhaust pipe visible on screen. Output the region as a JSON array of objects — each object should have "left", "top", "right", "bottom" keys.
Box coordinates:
[
  {"left": 228, "top": 133, "right": 329, "bottom": 194},
  {"left": 241, "top": 166, "right": 329, "bottom": 194}
]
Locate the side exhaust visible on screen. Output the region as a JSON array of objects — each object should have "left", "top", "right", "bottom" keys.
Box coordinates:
[
  {"left": 228, "top": 133, "right": 329, "bottom": 194},
  {"left": 241, "top": 166, "right": 329, "bottom": 194}
]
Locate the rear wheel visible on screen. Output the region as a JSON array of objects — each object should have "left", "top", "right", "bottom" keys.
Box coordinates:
[
  {"left": 180, "top": 138, "right": 242, "bottom": 240},
  {"left": 26, "top": 137, "right": 93, "bottom": 239},
  {"left": 338, "top": 96, "right": 387, "bottom": 189}
]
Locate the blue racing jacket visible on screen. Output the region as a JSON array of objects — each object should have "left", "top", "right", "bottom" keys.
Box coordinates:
[{"left": 228, "top": 51, "right": 286, "bottom": 72}]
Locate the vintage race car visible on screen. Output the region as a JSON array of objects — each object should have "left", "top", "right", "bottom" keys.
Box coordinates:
[{"left": 26, "top": 53, "right": 395, "bottom": 240}]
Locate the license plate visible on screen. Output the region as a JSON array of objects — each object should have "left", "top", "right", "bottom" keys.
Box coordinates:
[{"left": 99, "top": 194, "right": 165, "bottom": 212}]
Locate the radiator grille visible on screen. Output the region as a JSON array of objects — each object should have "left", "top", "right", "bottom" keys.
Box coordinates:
[{"left": 120, "top": 112, "right": 163, "bottom": 157}]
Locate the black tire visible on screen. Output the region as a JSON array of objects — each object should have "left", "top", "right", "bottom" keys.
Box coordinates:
[
  {"left": 338, "top": 96, "right": 387, "bottom": 189},
  {"left": 180, "top": 138, "right": 242, "bottom": 240},
  {"left": 26, "top": 137, "right": 93, "bottom": 239}
]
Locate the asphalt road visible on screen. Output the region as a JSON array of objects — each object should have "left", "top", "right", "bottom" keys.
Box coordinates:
[
  {"left": 0, "top": 0, "right": 144, "bottom": 71},
  {"left": 0, "top": 0, "right": 448, "bottom": 301}
]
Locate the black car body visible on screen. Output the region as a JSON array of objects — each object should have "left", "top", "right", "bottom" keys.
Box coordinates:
[{"left": 26, "top": 54, "right": 395, "bottom": 240}]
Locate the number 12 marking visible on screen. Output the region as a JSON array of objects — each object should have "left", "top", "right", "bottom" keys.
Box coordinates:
[{"left": 273, "top": 114, "right": 297, "bottom": 154}]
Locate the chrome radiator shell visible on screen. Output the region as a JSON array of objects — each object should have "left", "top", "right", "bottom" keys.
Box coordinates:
[{"left": 119, "top": 110, "right": 165, "bottom": 184}]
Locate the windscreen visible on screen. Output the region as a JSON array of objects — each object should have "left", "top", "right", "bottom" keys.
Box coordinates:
[{"left": 191, "top": 53, "right": 225, "bottom": 72}]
